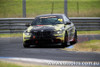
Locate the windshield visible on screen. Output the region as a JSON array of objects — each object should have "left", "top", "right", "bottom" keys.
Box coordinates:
[{"left": 31, "top": 16, "right": 63, "bottom": 25}]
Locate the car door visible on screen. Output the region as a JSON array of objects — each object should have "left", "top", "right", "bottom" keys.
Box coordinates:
[
  {"left": 69, "top": 21, "right": 75, "bottom": 41},
  {"left": 63, "top": 15, "right": 73, "bottom": 41}
]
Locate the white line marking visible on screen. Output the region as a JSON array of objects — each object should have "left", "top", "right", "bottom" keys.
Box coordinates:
[
  {"left": 0, "top": 57, "right": 54, "bottom": 63},
  {"left": 0, "top": 57, "right": 100, "bottom": 66}
]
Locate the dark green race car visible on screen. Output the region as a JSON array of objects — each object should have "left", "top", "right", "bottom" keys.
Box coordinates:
[{"left": 23, "top": 14, "right": 77, "bottom": 48}]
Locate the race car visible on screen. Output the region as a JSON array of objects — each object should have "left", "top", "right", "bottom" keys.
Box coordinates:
[{"left": 23, "top": 14, "right": 77, "bottom": 48}]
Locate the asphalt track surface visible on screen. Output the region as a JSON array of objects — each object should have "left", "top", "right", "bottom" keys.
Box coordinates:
[{"left": 0, "top": 35, "right": 100, "bottom": 62}]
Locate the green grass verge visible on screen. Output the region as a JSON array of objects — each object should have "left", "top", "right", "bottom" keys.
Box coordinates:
[
  {"left": 0, "top": 0, "right": 100, "bottom": 18},
  {"left": 0, "top": 61, "right": 50, "bottom": 67},
  {"left": 0, "top": 61, "right": 22, "bottom": 67},
  {"left": 63, "top": 40, "right": 100, "bottom": 52},
  {"left": 0, "top": 31, "right": 100, "bottom": 37},
  {"left": 0, "top": 33, "right": 22, "bottom": 37},
  {"left": 77, "top": 31, "right": 100, "bottom": 35}
]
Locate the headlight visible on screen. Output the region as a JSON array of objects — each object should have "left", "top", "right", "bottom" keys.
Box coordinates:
[
  {"left": 25, "top": 33, "right": 31, "bottom": 36},
  {"left": 24, "top": 30, "right": 31, "bottom": 36},
  {"left": 54, "top": 30, "right": 63, "bottom": 34}
]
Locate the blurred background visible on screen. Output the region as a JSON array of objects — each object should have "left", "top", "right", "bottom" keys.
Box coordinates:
[
  {"left": 0, "top": 1, "right": 100, "bottom": 66},
  {"left": 0, "top": 0, "right": 100, "bottom": 18}
]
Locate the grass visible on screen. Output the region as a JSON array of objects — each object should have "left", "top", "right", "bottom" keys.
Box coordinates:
[
  {"left": 77, "top": 31, "right": 100, "bottom": 35},
  {"left": 0, "top": 0, "right": 100, "bottom": 18},
  {"left": 0, "top": 31, "right": 100, "bottom": 37},
  {"left": 0, "top": 60, "right": 50, "bottom": 67},
  {"left": 63, "top": 40, "right": 100, "bottom": 52},
  {"left": 0, "top": 61, "right": 22, "bottom": 67},
  {"left": 0, "top": 33, "right": 22, "bottom": 37}
]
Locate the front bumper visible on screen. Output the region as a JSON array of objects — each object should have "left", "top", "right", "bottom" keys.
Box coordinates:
[
  {"left": 24, "top": 38, "right": 62, "bottom": 45},
  {"left": 23, "top": 33, "right": 64, "bottom": 45}
]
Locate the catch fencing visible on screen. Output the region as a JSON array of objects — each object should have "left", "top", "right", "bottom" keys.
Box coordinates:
[{"left": 0, "top": 17, "right": 100, "bottom": 33}]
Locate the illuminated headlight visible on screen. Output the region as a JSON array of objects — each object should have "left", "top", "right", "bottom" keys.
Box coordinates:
[
  {"left": 57, "top": 30, "right": 63, "bottom": 34},
  {"left": 54, "top": 27, "right": 65, "bottom": 34},
  {"left": 24, "top": 30, "right": 31, "bottom": 36},
  {"left": 24, "top": 33, "right": 31, "bottom": 36},
  {"left": 54, "top": 30, "right": 63, "bottom": 34}
]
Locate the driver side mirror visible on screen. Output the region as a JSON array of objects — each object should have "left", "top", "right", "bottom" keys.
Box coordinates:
[
  {"left": 65, "top": 21, "right": 71, "bottom": 25},
  {"left": 25, "top": 23, "right": 31, "bottom": 27}
]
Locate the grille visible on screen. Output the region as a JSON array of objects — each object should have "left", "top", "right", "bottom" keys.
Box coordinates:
[{"left": 33, "top": 31, "right": 53, "bottom": 38}]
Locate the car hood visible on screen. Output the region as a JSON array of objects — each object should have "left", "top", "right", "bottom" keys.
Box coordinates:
[{"left": 27, "top": 24, "right": 64, "bottom": 32}]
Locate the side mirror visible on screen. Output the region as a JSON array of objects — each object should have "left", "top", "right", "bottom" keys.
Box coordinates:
[
  {"left": 25, "top": 23, "right": 30, "bottom": 27},
  {"left": 65, "top": 21, "right": 71, "bottom": 25}
]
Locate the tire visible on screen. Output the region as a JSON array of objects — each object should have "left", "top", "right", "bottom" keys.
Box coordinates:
[
  {"left": 61, "top": 31, "right": 68, "bottom": 47},
  {"left": 23, "top": 43, "right": 30, "bottom": 48},
  {"left": 70, "top": 30, "right": 77, "bottom": 45}
]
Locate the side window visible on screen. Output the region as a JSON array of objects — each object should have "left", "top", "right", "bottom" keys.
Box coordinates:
[{"left": 63, "top": 15, "right": 70, "bottom": 24}]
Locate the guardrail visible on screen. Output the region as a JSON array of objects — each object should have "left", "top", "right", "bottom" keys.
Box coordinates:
[{"left": 0, "top": 17, "right": 100, "bottom": 33}]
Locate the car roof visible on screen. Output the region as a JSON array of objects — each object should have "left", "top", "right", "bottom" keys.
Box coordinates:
[{"left": 36, "top": 14, "right": 65, "bottom": 17}]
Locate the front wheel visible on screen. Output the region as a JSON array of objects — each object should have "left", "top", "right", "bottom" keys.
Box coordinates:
[
  {"left": 23, "top": 43, "right": 30, "bottom": 48},
  {"left": 70, "top": 30, "right": 77, "bottom": 45},
  {"left": 61, "top": 32, "right": 68, "bottom": 47}
]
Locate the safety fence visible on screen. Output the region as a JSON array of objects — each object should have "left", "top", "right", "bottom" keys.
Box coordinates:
[{"left": 0, "top": 17, "right": 100, "bottom": 33}]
